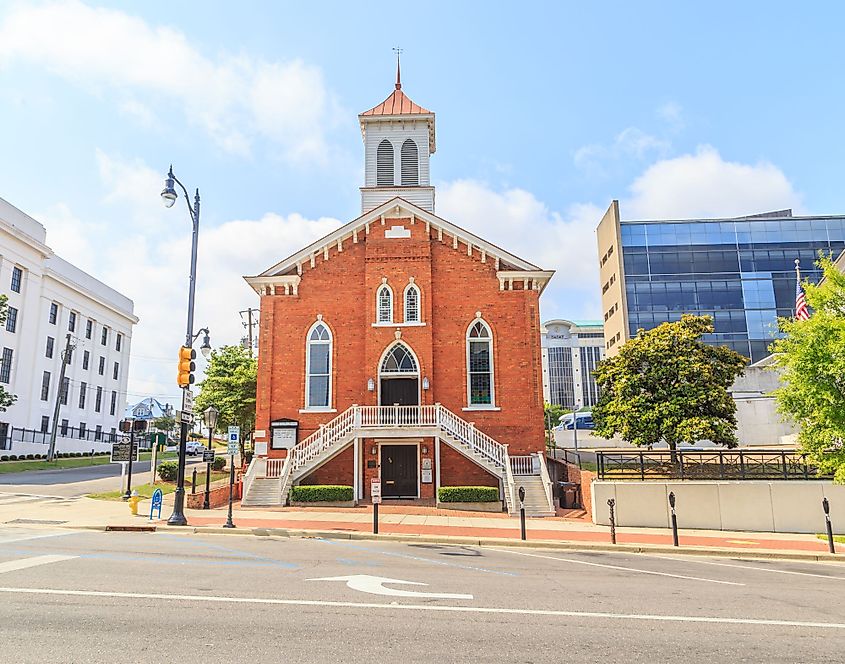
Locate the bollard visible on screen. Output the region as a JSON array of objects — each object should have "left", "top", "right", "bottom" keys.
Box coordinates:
[
  {"left": 823, "top": 497, "right": 836, "bottom": 554},
  {"left": 518, "top": 486, "right": 527, "bottom": 541},
  {"left": 607, "top": 498, "right": 617, "bottom": 544},
  {"left": 373, "top": 501, "right": 379, "bottom": 535},
  {"left": 669, "top": 491, "right": 679, "bottom": 547},
  {"left": 191, "top": 468, "right": 197, "bottom": 495}
]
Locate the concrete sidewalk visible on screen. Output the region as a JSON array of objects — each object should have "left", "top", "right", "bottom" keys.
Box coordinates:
[{"left": 0, "top": 491, "right": 839, "bottom": 561}]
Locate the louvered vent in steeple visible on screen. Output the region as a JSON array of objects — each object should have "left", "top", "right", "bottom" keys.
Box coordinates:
[{"left": 377, "top": 139, "right": 394, "bottom": 186}]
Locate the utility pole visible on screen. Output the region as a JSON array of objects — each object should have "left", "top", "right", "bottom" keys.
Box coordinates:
[
  {"left": 47, "top": 333, "right": 76, "bottom": 462},
  {"left": 239, "top": 307, "right": 259, "bottom": 358}
]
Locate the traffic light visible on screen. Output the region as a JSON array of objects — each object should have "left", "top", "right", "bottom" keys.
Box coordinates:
[
  {"left": 177, "top": 346, "right": 196, "bottom": 387},
  {"left": 119, "top": 419, "right": 132, "bottom": 433}
]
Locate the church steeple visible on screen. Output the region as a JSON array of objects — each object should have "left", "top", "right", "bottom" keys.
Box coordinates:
[{"left": 359, "top": 60, "right": 436, "bottom": 214}]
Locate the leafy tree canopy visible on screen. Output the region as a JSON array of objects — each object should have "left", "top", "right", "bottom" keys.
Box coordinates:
[
  {"left": 0, "top": 295, "right": 16, "bottom": 412},
  {"left": 194, "top": 345, "right": 257, "bottom": 439},
  {"left": 152, "top": 414, "right": 176, "bottom": 433},
  {"left": 592, "top": 314, "right": 746, "bottom": 449},
  {"left": 772, "top": 255, "right": 845, "bottom": 483}
]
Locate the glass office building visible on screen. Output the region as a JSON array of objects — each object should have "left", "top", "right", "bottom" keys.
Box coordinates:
[{"left": 598, "top": 206, "right": 845, "bottom": 363}]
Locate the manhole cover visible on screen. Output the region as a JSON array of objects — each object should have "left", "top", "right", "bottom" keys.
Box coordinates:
[{"left": 5, "top": 518, "right": 68, "bottom": 525}]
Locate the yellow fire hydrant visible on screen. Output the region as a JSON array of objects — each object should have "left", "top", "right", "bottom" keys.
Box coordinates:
[{"left": 128, "top": 490, "right": 141, "bottom": 516}]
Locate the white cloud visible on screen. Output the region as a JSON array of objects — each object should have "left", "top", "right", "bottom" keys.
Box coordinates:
[
  {"left": 39, "top": 152, "right": 342, "bottom": 404},
  {"left": 574, "top": 127, "right": 670, "bottom": 175},
  {"left": 657, "top": 101, "right": 684, "bottom": 131},
  {"left": 624, "top": 145, "right": 803, "bottom": 219},
  {"left": 437, "top": 180, "right": 603, "bottom": 321},
  {"left": 0, "top": 0, "right": 341, "bottom": 160}
]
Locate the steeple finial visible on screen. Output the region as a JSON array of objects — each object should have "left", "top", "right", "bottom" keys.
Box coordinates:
[{"left": 393, "top": 46, "right": 403, "bottom": 89}]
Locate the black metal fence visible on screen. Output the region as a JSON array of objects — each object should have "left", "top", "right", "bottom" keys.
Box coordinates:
[
  {"left": 596, "top": 448, "right": 831, "bottom": 481},
  {"left": 0, "top": 425, "right": 121, "bottom": 451}
]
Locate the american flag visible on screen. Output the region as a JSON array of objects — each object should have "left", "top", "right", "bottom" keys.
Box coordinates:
[{"left": 795, "top": 261, "right": 810, "bottom": 321}]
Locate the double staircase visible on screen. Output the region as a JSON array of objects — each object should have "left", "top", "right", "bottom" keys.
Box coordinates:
[{"left": 241, "top": 404, "right": 554, "bottom": 516}]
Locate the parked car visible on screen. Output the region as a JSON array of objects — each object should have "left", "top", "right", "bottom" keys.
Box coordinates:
[
  {"left": 559, "top": 412, "right": 595, "bottom": 430},
  {"left": 185, "top": 441, "right": 206, "bottom": 455}
]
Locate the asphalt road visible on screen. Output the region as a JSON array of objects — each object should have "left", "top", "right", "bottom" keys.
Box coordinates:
[
  {"left": 0, "top": 458, "right": 207, "bottom": 497},
  {"left": 0, "top": 527, "right": 842, "bottom": 663}
]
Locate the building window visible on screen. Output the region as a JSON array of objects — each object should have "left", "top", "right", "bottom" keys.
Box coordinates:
[
  {"left": 101, "top": 327, "right": 108, "bottom": 346},
  {"left": 547, "top": 347, "right": 575, "bottom": 408},
  {"left": 40, "top": 371, "right": 50, "bottom": 401},
  {"left": 79, "top": 382, "right": 86, "bottom": 409},
  {"left": 401, "top": 139, "right": 419, "bottom": 186},
  {"left": 98, "top": 356, "right": 105, "bottom": 376},
  {"left": 0, "top": 348, "right": 12, "bottom": 384},
  {"left": 60, "top": 419, "right": 68, "bottom": 436},
  {"left": 116, "top": 333, "right": 122, "bottom": 352},
  {"left": 83, "top": 351, "right": 89, "bottom": 370},
  {"left": 113, "top": 362, "right": 119, "bottom": 380},
  {"left": 95, "top": 425, "right": 102, "bottom": 441},
  {"left": 110, "top": 390, "right": 117, "bottom": 416},
  {"left": 404, "top": 282, "right": 420, "bottom": 323},
  {"left": 41, "top": 416, "right": 49, "bottom": 433},
  {"left": 305, "top": 322, "right": 332, "bottom": 409},
  {"left": 376, "top": 284, "right": 393, "bottom": 323},
  {"left": 467, "top": 320, "right": 494, "bottom": 406},
  {"left": 5, "top": 306, "right": 17, "bottom": 333},
  {"left": 49, "top": 302, "right": 58, "bottom": 324},
  {"left": 10, "top": 266, "right": 22, "bottom": 293},
  {"left": 95, "top": 386, "right": 102, "bottom": 413},
  {"left": 60, "top": 377, "right": 69, "bottom": 405},
  {"left": 380, "top": 342, "right": 418, "bottom": 373},
  {"left": 46, "top": 336, "right": 55, "bottom": 359},
  {"left": 68, "top": 311, "right": 76, "bottom": 332},
  {"left": 78, "top": 423, "right": 86, "bottom": 439},
  {"left": 85, "top": 319, "right": 92, "bottom": 339},
  {"left": 376, "top": 139, "right": 394, "bottom": 186}
]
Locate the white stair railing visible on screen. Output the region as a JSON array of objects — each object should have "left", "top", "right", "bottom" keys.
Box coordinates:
[
  {"left": 290, "top": 406, "right": 357, "bottom": 472},
  {"left": 435, "top": 404, "right": 506, "bottom": 470},
  {"left": 503, "top": 448, "right": 517, "bottom": 513},
  {"left": 266, "top": 458, "right": 285, "bottom": 478},
  {"left": 536, "top": 452, "right": 554, "bottom": 513},
  {"left": 242, "top": 456, "right": 262, "bottom": 501},
  {"left": 510, "top": 455, "right": 536, "bottom": 476}
]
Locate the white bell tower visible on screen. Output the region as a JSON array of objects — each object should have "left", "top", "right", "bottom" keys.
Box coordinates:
[{"left": 359, "top": 57, "right": 436, "bottom": 214}]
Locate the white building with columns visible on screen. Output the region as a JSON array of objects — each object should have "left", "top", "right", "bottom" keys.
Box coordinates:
[
  {"left": 541, "top": 319, "right": 605, "bottom": 410},
  {"left": 0, "top": 196, "right": 138, "bottom": 455}
]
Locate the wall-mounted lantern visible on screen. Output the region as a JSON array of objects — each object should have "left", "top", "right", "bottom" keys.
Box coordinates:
[
  {"left": 367, "top": 377, "right": 375, "bottom": 391},
  {"left": 422, "top": 376, "right": 430, "bottom": 390}
]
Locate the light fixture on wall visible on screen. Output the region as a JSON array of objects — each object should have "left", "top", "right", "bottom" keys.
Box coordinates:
[
  {"left": 370, "top": 445, "right": 378, "bottom": 455},
  {"left": 421, "top": 445, "right": 429, "bottom": 455},
  {"left": 367, "top": 378, "right": 375, "bottom": 391},
  {"left": 422, "top": 377, "right": 430, "bottom": 390}
]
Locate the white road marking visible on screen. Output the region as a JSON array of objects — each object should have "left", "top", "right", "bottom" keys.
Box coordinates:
[
  {"left": 496, "top": 549, "right": 744, "bottom": 586},
  {"left": 0, "top": 555, "right": 77, "bottom": 574},
  {"left": 308, "top": 574, "right": 473, "bottom": 599},
  {"left": 0, "top": 586, "right": 839, "bottom": 629},
  {"left": 656, "top": 556, "right": 845, "bottom": 581},
  {"left": 0, "top": 531, "right": 74, "bottom": 545}
]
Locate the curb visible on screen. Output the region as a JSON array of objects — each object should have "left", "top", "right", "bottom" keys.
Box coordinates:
[{"left": 82, "top": 522, "right": 844, "bottom": 562}]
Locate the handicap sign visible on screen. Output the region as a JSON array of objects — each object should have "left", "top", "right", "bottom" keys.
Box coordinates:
[
  {"left": 149, "top": 488, "right": 163, "bottom": 521},
  {"left": 227, "top": 426, "right": 240, "bottom": 455}
]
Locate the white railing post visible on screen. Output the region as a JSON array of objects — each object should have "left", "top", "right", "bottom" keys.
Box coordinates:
[
  {"left": 353, "top": 404, "right": 361, "bottom": 429},
  {"left": 537, "top": 452, "right": 554, "bottom": 513}
]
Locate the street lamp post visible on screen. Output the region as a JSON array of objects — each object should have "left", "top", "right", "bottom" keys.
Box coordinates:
[
  {"left": 203, "top": 405, "right": 219, "bottom": 510},
  {"left": 161, "top": 166, "right": 212, "bottom": 526}
]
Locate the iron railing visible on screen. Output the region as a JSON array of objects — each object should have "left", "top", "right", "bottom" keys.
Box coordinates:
[
  {"left": 0, "top": 425, "right": 121, "bottom": 451},
  {"left": 595, "top": 448, "right": 831, "bottom": 481}
]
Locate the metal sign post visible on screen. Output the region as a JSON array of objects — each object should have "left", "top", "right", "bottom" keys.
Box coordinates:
[
  {"left": 224, "top": 427, "right": 239, "bottom": 528},
  {"left": 202, "top": 449, "right": 215, "bottom": 510},
  {"left": 518, "top": 485, "right": 526, "bottom": 541},
  {"left": 371, "top": 480, "right": 382, "bottom": 534}
]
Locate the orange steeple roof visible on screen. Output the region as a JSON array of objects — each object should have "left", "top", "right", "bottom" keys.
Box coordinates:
[{"left": 360, "top": 56, "right": 432, "bottom": 117}]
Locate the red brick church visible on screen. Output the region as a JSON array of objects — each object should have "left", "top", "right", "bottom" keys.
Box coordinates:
[{"left": 244, "top": 67, "right": 554, "bottom": 514}]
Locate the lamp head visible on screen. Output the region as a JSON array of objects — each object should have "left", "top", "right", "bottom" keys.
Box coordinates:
[
  {"left": 204, "top": 405, "right": 219, "bottom": 430},
  {"left": 161, "top": 167, "right": 177, "bottom": 208},
  {"left": 199, "top": 331, "right": 212, "bottom": 359}
]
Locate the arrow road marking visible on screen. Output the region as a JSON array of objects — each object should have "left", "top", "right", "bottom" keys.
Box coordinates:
[{"left": 307, "top": 574, "right": 473, "bottom": 600}]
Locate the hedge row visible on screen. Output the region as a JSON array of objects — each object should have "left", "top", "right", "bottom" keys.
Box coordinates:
[
  {"left": 0, "top": 450, "right": 110, "bottom": 462},
  {"left": 437, "top": 486, "right": 500, "bottom": 503},
  {"left": 290, "top": 485, "right": 354, "bottom": 502}
]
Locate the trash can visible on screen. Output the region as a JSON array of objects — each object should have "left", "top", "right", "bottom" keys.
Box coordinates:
[{"left": 558, "top": 482, "right": 581, "bottom": 509}]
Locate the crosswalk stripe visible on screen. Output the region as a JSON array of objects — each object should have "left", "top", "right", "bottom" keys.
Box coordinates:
[{"left": 0, "top": 555, "right": 77, "bottom": 574}]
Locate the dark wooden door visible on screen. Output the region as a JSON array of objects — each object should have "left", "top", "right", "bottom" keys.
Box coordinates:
[
  {"left": 380, "top": 378, "right": 419, "bottom": 406},
  {"left": 381, "top": 445, "right": 418, "bottom": 497}
]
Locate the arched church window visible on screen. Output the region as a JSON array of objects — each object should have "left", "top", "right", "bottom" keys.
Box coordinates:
[
  {"left": 305, "top": 322, "right": 331, "bottom": 408},
  {"left": 377, "top": 139, "right": 394, "bottom": 186},
  {"left": 467, "top": 319, "right": 495, "bottom": 406},
  {"left": 381, "top": 343, "right": 418, "bottom": 374},
  {"left": 377, "top": 284, "right": 393, "bottom": 323},
  {"left": 404, "top": 282, "right": 420, "bottom": 323},
  {"left": 401, "top": 139, "right": 419, "bottom": 186}
]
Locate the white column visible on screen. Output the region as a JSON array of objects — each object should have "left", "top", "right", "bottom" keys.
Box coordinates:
[
  {"left": 435, "top": 436, "right": 441, "bottom": 492},
  {"left": 353, "top": 436, "right": 360, "bottom": 501}
]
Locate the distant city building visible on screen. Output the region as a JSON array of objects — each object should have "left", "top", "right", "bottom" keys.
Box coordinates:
[
  {"left": 0, "top": 196, "right": 137, "bottom": 454},
  {"left": 125, "top": 397, "right": 173, "bottom": 421},
  {"left": 597, "top": 202, "right": 845, "bottom": 362},
  {"left": 541, "top": 320, "right": 605, "bottom": 409}
]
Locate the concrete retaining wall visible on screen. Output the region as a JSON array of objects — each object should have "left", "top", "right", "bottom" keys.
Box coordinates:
[{"left": 592, "top": 480, "right": 845, "bottom": 534}]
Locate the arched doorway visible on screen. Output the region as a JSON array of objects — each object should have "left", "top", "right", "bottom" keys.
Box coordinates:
[{"left": 378, "top": 342, "right": 420, "bottom": 406}]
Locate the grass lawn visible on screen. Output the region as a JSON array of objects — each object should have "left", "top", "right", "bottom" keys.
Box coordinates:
[
  {"left": 816, "top": 534, "right": 845, "bottom": 544},
  {"left": 0, "top": 450, "right": 177, "bottom": 475},
  {"left": 87, "top": 470, "right": 228, "bottom": 501}
]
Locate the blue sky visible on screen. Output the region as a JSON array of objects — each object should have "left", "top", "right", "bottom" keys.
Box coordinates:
[{"left": 0, "top": 1, "right": 840, "bottom": 404}]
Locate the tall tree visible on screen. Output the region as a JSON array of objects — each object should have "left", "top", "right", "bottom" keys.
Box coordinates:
[
  {"left": 152, "top": 414, "right": 176, "bottom": 435},
  {"left": 194, "top": 345, "right": 257, "bottom": 455},
  {"left": 772, "top": 256, "right": 845, "bottom": 483},
  {"left": 592, "top": 314, "right": 746, "bottom": 449},
  {"left": 0, "top": 295, "right": 16, "bottom": 413}
]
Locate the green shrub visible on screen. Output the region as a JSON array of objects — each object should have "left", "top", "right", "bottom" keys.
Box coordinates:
[
  {"left": 0, "top": 455, "right": 8, "bottom": 461},
  {"left": 437, "top": 486, "right": 499, "bottom": 503},
  {"left": 211, "top": 456, "right": 226, "bottom": 471},
  {"left": 158, "top": 460, "right": 178, "bottom": 482},
  {"left": 26, "top": 454, "right": 34, "bottom": 460},
  {"left": 34, "top": 454, "right": 43, "bottom": 460},
  {"left": 8, "top": 455, "right": 17, "bottom": 461},
  {"left": 290, "top": 485, "right": 353, "bottom": 503}
]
